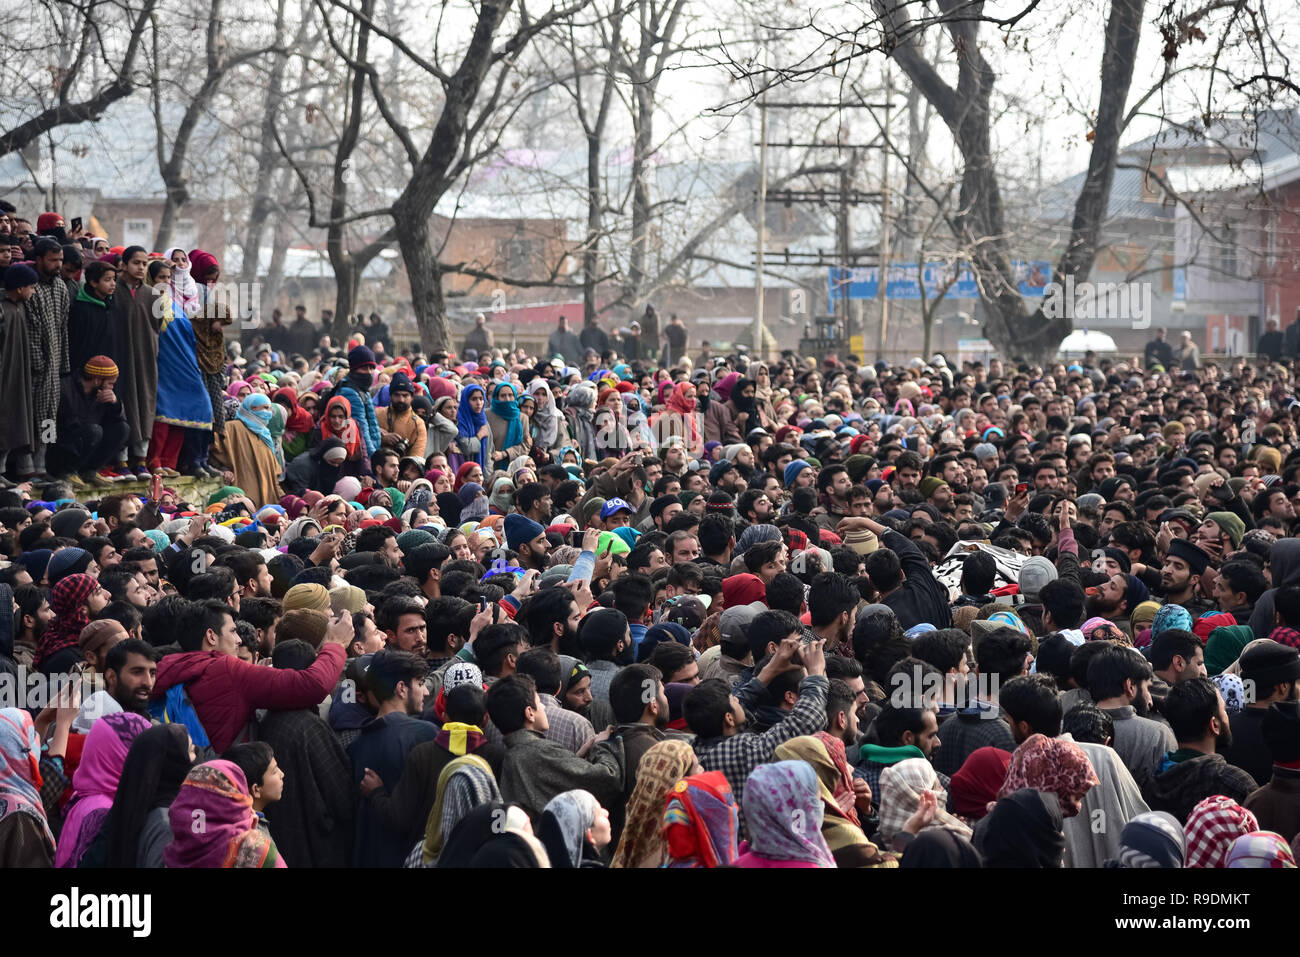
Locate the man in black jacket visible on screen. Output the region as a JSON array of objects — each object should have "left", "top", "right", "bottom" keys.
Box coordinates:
[
  {"left": 843, "top": 515, "right": 952, "bottom": 629},
  {"left": 49, "top": 355, "right": 129, "bottom": 488}
]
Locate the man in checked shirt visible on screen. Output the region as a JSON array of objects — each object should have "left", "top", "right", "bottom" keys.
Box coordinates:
[{"left": 686, "top": 634, "right": 829, "bottom": 822}]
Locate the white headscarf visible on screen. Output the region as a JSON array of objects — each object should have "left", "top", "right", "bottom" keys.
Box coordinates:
[
  {"left": 527, "top": 378, "right": 565, "bottom": 449},
  {"left": 164, "top": 247, "right": 201, "bottom": 318}
]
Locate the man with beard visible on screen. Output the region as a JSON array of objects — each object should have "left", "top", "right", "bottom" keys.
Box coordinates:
[
  {"left": 112, "top": 245, "right": 165, "bottom": 477},
  {"left": 516, "top": 482, "right": 553, "bottom": 526},
  {"left": 1157, "top": 538, "right": 1214, "bottom": 615},
  {"left": 560, "top": 655, "right": 595, "bottom": 721},
  {"left": 11, "top": 585, "right": 51, "bottom": 668},
  {"left": 504, "top": 513, "right": 549, "bottom": 572},
  {"left": 28, "top": 238, "right": 71, "bottom": 479},
  {"left": 517, "top": 647, "right": 597, "bottom": 756},
  {"left": 102, "top": 638, "right": 157, "bottom": 714},
  {"left": 930, "top": 453, "right": 968, "bottom": 494},
  {"left": 1225, "top": 641, "right": 1300, "bottom": 785},
  {"left": 375, "top": 372, "right": 426, "bottom": 460},
  {"left": 607, "top": 662, "right": 670, "bottom": 841},
  {"left": 378, "top": 597, "right": 427, "bottom": 657},
  {"left": 520, "top": 586, "right": 584, "bottom": 656},
  {"left": 1086, "top": 573, "right": 1148, "bottom": 638},
  {"left": 814, "top": 465, "right": 853, "bottom": 531},
  {"left": 802, "top": 572, "right": 858, "bottom": 656},
  {"left": 1145, "top": 677, "right": 1257, "bottom": 824},
  {"left": 1089, "top": 646, "right": 1176, "bottom": 791},
  {"left": 216, "top": 550, "right": 273, "bottom": 600},
  {"left": 371, "top": 447, "right": 402, "bottom": 488},
  {"left": 356, "top": 526, "right": 403, "bottom": 568},
  {"left": 350, "top": 649, "right": 437, "bottom": 866}
]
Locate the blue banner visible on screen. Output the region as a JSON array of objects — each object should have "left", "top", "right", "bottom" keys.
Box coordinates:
[{"left": 829, "top": 260, "right": 1051, "bottom": 301}]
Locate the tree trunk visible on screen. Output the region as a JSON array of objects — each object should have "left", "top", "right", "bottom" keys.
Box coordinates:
[
  {"left": 627, "top": 82, "right": 654, "bottom": 305},
  {"left": 395, "top": 210, "right": 451, "bottom": 352},
  {"left": 154, "top": 183, "right": 187, "bottom": 252},
  {"left": 239, "top": 0, "right": 292, "bottom": 286},
  {"left": 332, "top": 262, "right": 362, "bottom": 342},
  {"left": 584, "top": 131, "right": 601, "bottom": 325},
  {"left": 877, "top": 0, "right": 1145, "bottom": 363}
]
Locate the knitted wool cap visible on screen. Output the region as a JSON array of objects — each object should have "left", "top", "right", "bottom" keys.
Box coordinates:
[{"left": 283, "top": 583, "right": 331, "bottom": 612}]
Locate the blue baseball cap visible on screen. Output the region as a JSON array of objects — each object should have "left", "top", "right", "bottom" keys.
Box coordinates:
[{"left": 600, "top": 497, "right": 635, "bottom": 519}]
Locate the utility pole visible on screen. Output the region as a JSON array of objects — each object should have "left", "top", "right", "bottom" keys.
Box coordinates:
[
  {"left": 753, "top": 95, "right": 768, "bottom": 362},
  {"left": 754, "top": 100, "right": 894, "bottom": 361},
  {"left": 875, "top": 70, "right": 892, "bottom": 359}
]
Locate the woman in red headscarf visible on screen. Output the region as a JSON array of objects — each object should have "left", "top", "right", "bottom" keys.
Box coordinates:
[
  {"left": 273, "top": 387, "right": 316, "bottom": 459},
  {"left": 651, "top": 381, "right": 702, "bottom": 455}
]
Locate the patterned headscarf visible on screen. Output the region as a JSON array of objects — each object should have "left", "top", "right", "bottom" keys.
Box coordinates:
[
  {"left": 35, "top": 573, "right": 99, "bottom": 669},
  {"left": 662, "top": 771, "right": 739, "bottom": 868},
  {"left": 164, "top": 761, "right": 284, "bottom": 868},
  {"left": 418, "top": 754, "right": 499, "bottom": 866},
  {"left": 1212, "top": 673, "right": 1246, "bottom": 714},
  {"left": 1151, "top": 604, "right": 1193, "bottom": 640},
  {"left": 878, "top": 757, "right": 972, "bottom": 844},
  {"left": 612, "top": 740, "right": 697, "bottom": 868},
  {"left": 774, "top": 734, "right": 862, "bottom": 830},
  {"left": 741, "top": 761, "right": 836, "bottom": 867},
  {"left": 0, "top": 708, "right": 54, "bottom": 852},
  {"left": 1224, "top": 831, "right": 1297, "bottom": 868},
  {"left": 997, "top": 733, "right": 1100, "bottom": 816},
  {"left": 1081, "top": 617, "right": 1128, "bottom": 644},
  {"left": 814, "top": 731, "right": 862, "bottom": 826},
  {"left": 538, "top": 789, "right": 600, "bottom": 868},
  {"left": 1184, "top": 795, "right": 1259, "bottom": 868},
  {"left": 1106, "top": 811, "right": 1186, "bottom": 868}
]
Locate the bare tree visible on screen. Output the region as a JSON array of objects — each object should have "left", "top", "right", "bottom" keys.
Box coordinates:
[
  {"left": 149, "top": 0, "right": 282, "bottom": 250},
  {"left": 0, "top": 0, "right": 159, "bottom": 157},
  {"left": 552, "top": 0, "right": 625, "bottom": 326}
]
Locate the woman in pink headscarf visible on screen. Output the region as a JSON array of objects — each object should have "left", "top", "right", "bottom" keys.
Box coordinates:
[{"left": 55, "top": 711, "right": 152, "bottom": 867}]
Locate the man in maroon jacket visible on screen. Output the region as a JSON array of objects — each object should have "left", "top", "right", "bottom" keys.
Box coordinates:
[{"left": 153, "top": 598, "right": 351, "bottom": 752}]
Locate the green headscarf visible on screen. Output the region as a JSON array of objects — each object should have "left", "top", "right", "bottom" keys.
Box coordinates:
[
  {"left": 385, "top": 487, "right": 406, "bottom": 515},
  {"left": 1205, "top": 625, "right": 1255, "bottom": 676},
  {"left": 208, "top": 485, "right": 244, "bottom": 507}
]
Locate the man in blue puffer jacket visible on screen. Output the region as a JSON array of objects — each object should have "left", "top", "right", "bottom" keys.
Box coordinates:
[{"left": 335, "top": 345, "right": 382, "bottom": 458}]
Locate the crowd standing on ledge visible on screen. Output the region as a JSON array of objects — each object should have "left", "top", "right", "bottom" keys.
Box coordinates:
[{"left": 2, "top": 205, "right": 1300, "bottom": 868}]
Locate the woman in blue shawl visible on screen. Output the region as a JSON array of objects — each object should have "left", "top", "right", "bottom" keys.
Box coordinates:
[
  {"left": 149, "top": 261, "right": 211, "bottom": 476},
  {"left": 487, "top": 381, "right": 531, "bottom": 465},
  {"left": 455, "top": 384, "right": 492, "bottom": 471}
]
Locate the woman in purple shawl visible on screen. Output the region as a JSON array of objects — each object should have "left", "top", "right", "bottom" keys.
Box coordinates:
[
  {"left": 164, "top": 760, "right": 287, "bottom": 868},
  {"left": 54, "top": 711, "right": 151, "bottom": 867}
]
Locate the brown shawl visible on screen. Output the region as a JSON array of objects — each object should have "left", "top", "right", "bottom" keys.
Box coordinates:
[
  {"left": 212, "top": 419, "right": 283, "bottom": 508},
  {"left": 113, "top": 278, "right": 164, "bottom": 446}
]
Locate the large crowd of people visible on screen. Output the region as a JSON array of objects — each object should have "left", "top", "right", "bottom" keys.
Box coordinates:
[{"left": 1, "top": 203, "right": 1300, "bottom": 870}]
